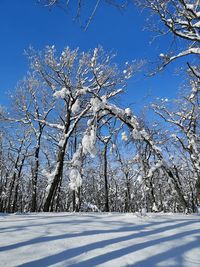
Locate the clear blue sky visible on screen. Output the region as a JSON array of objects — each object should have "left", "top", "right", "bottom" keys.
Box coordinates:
[{"left": 0, "top": 0, "right": 185, "bottom": 112}]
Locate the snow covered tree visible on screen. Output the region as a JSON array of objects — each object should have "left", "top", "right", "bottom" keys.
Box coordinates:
[
  {"left": 152, "top": 85, "right": 200, "bottom": 206},
  {"left": 26, "top": 46, "right": 135, "bottom": 211},
  {"left": 0, "top": 127, "right": 31, "bottom": 212},
  {"left": 0, "top": 130, "right": 9, "bottom": 212},
  {"left": 1, "top": 77, "right": 54, "bottom": 212},
  {"left": 1, "top": 41, "right": 198, "bottom": 212},
  {"left": 114, "top": 145, "right": 136, "bottom": 212},
  {"left": 97, "top": 117, "right": 119, "bottom": 212},
  {"left": 136, "top": 0, "right": 200, "bottom": 76}
]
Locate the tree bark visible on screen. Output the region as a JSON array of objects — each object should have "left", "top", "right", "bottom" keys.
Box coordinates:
[
  {"left": 43, "top": 146, "right": 66, "bottom": 211},
  {"left": 31, "top": 137, "right": 41, "bottom": 212},
  {"left": 165, "top": 167, "right": 188, "bottom": 209},
  {"left": 104, "top": 143, "right": 109, "bottom": 212},
  {"left": 12, "top": 157, "right": 25, "bottom": 213}
]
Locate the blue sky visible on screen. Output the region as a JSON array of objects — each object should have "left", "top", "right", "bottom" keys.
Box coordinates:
[{"left": 0, "top": 0, "right": 185, "bottom": 112}]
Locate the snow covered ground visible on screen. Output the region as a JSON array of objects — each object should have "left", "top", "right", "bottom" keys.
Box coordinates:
[{"left": 0, "top": 213, "right": 200, "bottom": 267}]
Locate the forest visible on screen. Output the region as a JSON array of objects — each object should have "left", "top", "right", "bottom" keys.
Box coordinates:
[{"left": 0, "top": 0, "right": 199, "bottom": 214}]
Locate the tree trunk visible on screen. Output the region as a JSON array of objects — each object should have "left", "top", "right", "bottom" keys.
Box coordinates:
[
  {"left": 6, "top": 141, "right": 24, "bottom": 213},
  {"left": 104, "top": 143, "right": 109, "bottom": 212},
  {"left": 165, "top": 167, "right": 188, "bottom": 209},
  {"left": 72, "top": 190, "right": 76, "bottom": 211},
  {"left": 75, "top": 187, "right": 81, "bottom": 212},
  {"left": 7, "top": 171, "right": 18, "bottom": 213},
  {"left": 196, "top": 176, "right": 200, "bottom": 205},
  {"left": 31, "top": 138, "right": 41, "bottom": 212},
  {"left": 43, "top": 140, "right": 67, "bottom": 212},
  {"left": 12, "top": 157, "right": 25, "bottom": 213},
  {"left": 124, "top": 173, "right": 131, "bottom": 212},
  {"left": 43, "top": 111, "right": 71, "bottom": 212}
]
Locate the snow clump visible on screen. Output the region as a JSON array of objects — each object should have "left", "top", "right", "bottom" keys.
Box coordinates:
[
  {"left": 82, "top": 126, "right": 97, "bottom": 158},
  {"left": 69, "top": 169, "right": 82, "bottom": 191},
  {"left": 125, "top": 108, "right": 132, "bottom": 116},
  {"left": 72, "top": 99, "right": 80, "bottom": 114},
  {"left": 121, "top": 131, "right": 128, "bottom": 141},
  {"left": 53, "top": 87, "right": 69, "bottom": 99},
  {"left": 90, "top": 97, "right": 105, "bottom": 113}
]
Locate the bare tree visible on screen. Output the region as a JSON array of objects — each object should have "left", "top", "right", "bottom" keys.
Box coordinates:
[
  {"left": 97, "top": 117, "right": 118, "bottom": 212},
  {"left": 26, "top": 46, "right": 135, "bottom": 211},
  {"left": 2, "top": 77, "right": 53, "bottom": 212},
  {"left": 136, "top": 0, "right": 200, "bottom": 76},
  {"left": 37, "top": 0, "right": 129, "bottom": 30},
  {"left": 152, "top": 85, "right": 200, "bottom": 204},
  {"left": 2, "top": 129, "right": 31, "bottom": 212}
]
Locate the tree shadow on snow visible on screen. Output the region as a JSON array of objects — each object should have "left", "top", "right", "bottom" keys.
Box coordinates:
[
  {"left": 0, "top": 219, "right": 168, "bottom": 251},
  {"left": 0, "top": 213, "right": 137, "bottom": 233},
  {"left": 9, "top": 218, "right": 200, "bottom": 267}
]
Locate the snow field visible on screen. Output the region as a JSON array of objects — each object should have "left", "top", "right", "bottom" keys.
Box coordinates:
[{"left": 0, "top": 213, "right": 200, "bottom": 267}]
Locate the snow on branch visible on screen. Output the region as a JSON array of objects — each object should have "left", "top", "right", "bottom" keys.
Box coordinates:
[
  {"left": 137, "top": 0, "right": 200, "bottom": 75},
  {"left": 154, "top": 47, "right": 200, "bottom": 75}
]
